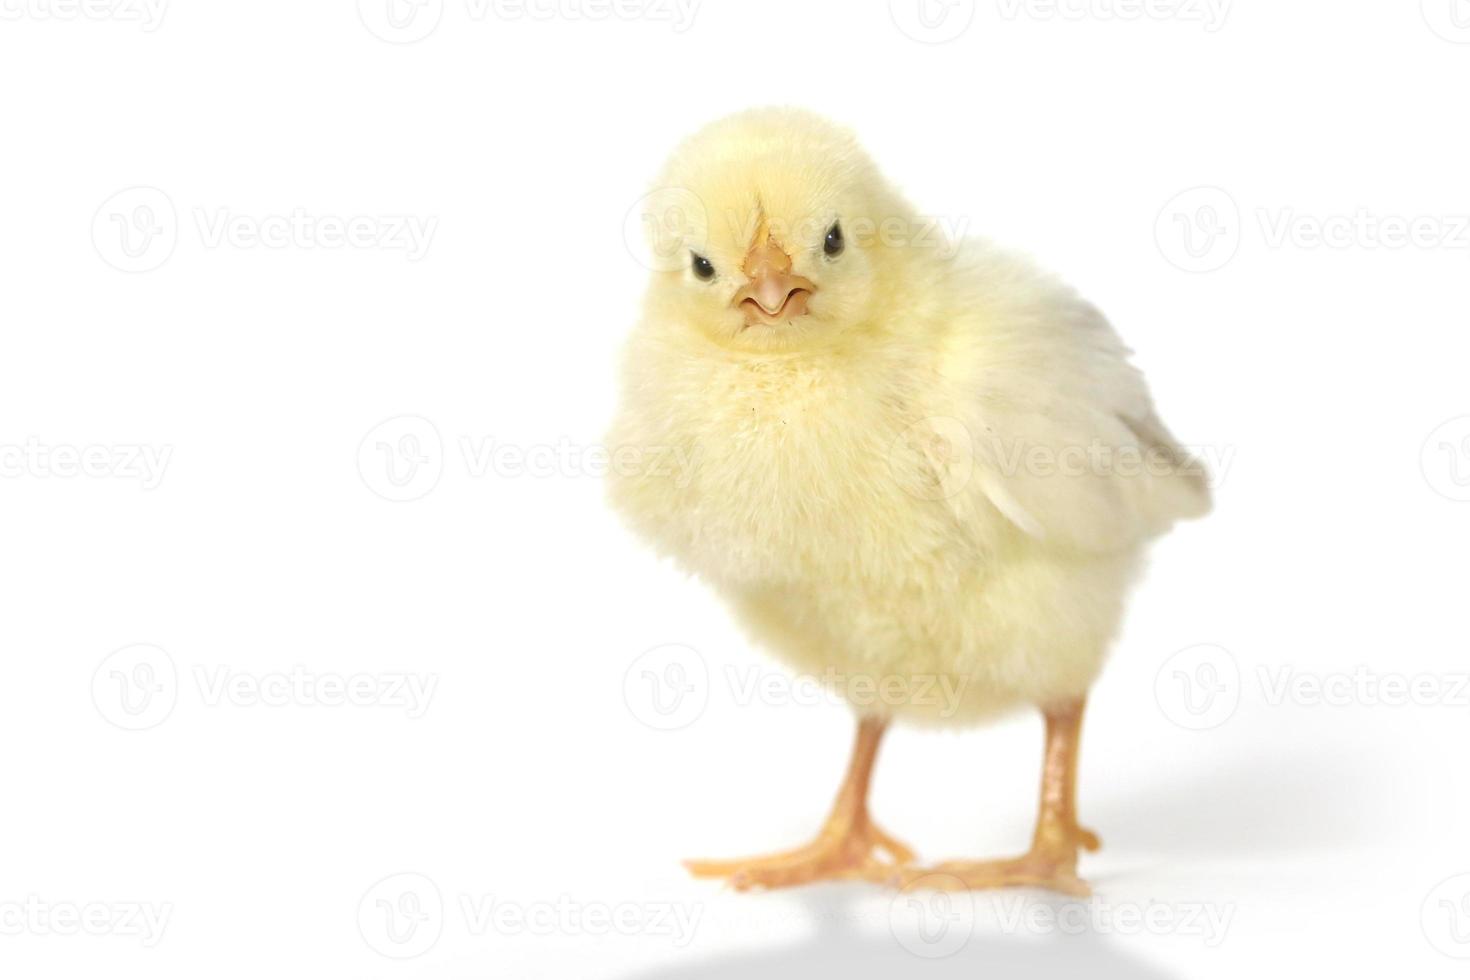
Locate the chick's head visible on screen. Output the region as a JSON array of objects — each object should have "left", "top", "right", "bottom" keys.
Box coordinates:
[{"left": 640, "top": 108, "right": 919, "bottom": 352}]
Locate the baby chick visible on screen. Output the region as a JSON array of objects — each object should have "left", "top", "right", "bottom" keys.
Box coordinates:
[{"left": 608, "top": 108, "right": 1210, "bottom": 895}]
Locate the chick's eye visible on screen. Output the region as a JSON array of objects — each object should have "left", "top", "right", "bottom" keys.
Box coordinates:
[
  {"left": 824, "top": 222, "right": 845, "bottom": 257},
  {"left": 692, "top": 254, "right": 716, "bottom": 280}
]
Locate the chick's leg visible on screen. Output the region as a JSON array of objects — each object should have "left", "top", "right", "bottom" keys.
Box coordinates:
[
  {"left": 684, "top": 716, "right": 914, "bottom": 890},
  {"left": 911, "top": 697, "right": 1100, "bottom": 897}
]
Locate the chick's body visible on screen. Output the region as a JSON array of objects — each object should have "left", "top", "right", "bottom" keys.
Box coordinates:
[
  {"left": 610, "top": 109, "right": 1209, "bottom": 893},
  {"left": 613, "top": 154, "right": 1206, "bottom": 723}
]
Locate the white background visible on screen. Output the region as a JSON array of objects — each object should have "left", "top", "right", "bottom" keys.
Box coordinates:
[{"left": 2, "top": 1, "right": 1468, "bottom": 977}]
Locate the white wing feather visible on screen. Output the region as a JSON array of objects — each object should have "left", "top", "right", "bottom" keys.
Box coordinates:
[{"left": 933, "top": 244, "right": 1211, "bottom": 553}]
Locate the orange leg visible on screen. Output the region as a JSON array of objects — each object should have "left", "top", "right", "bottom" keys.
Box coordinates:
[
  {"left": 685, "top": 716, "right": 914, "bottom": 890},
  {"left": 908, "top": 697, "right": 1101, "bottom": 896}
]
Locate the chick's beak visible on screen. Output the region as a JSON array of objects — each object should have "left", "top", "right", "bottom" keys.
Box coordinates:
[{"left": 733, "top": 238, "right": 816, "bottom": 325}]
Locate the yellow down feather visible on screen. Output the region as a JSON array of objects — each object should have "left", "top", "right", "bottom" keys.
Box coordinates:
[{"left": 609, "top": 108, "right": 1210, "bottom": 725}]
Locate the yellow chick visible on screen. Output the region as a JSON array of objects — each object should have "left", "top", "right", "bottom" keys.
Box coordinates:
[{"left": 608, "top": 108, "right": 1210, "bottom": 896}]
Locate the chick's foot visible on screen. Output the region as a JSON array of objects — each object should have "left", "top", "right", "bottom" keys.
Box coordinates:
[
  {"left": 906, "top": 833, "right": 1096, "bottom": 898},
  {"left": 684, "top": 817, "right": 915, "bottom": 891}
]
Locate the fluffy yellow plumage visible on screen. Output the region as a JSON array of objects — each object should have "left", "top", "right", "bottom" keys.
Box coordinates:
[
  {"left": 610, "top": 107, "right": 1208, "bottom": 725},
  {"left": 607, "top": 107, "right": 1210, "bottom": 892}
]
